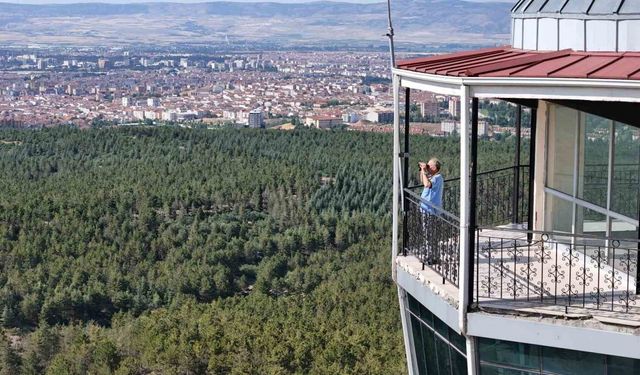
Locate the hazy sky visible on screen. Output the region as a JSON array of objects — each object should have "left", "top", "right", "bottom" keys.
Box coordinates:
[{"left": 7, "top": 0, "right": 513, "bottom": 4}]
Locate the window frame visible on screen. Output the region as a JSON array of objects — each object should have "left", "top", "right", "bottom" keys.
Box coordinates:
[{"left": 545, "top": 105, "right": 639, "bottom": 241}]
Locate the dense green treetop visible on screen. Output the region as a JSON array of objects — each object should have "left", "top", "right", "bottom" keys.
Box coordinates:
[{"left": 0, "top": 126, "right": 522, "bottom": 373}]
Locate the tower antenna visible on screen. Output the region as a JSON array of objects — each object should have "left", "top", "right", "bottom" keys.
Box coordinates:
[{"left": 386, "top": 0, "right": 396, "bottom": 68}]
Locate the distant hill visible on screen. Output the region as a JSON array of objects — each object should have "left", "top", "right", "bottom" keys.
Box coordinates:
[{"left": 0, "top": 1, "right": 511, "bottom": 49}]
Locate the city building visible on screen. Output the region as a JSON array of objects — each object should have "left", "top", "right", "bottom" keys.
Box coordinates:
[
  {"left": 162, "top": 111, "right": 178, "bottom": 122},
  {"left": 366, "top": 109, "right": 394, "bottom": 123},
  {"left": 342, "top": 112, "right": 360, "bottom": 123},
  {"left": 305, "top": 116, "right": 341, "bottom": 129},
  {"left": 98, "top": 59, "right": 110, "bottom": 70},
  {"left": 248, "top": 108, "right": 264, "bottom": 128},
  {"left": 448, "top": 96, "right": 460, "bottom": 119},
  {"left": 390, "top": 1, "right": 640, "bottom": 374},
  {"left": 147, "top": 98, "right": 159, "bottom": 107},
  {"left": 440, "top": 120, "right": 459, "bottom": 135},
  {"left": 122, "top": 97, "right": 131, "bottom": 107},
  {"left": 419, "top": 96, "right": 439, "bottom": 121}
]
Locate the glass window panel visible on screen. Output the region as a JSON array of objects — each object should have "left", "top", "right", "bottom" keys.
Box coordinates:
[
  {"left": 479, "top": 365, "right": 533, "bottom": 375},
  {"left": 410, "top": 315, "right": 428, "bottom": 375},
  {"left": 612, "top": 121, "right": 639, "bottom": 220},
  {"left": 448, "top": 327, "right": 466, "bottom": 354},
  {"left": 423, "top": 324, "right": 440, "bottom": 375},
  {"left": 547, "top": 105, "right": 578, "bottom": 195},
  {"left": 433, "top": 315, "right": 449, "bottom": 341},
  {"left": 577, "top": 114, "right": 610, "bottom": 208},
  {"left": 610, "top": 220, "right": 639, "bottom": 277},
  {"left": 611, "top": 219, "right": 638, "bottom": 243},
  {"left": 434, "top": 335, "right": 452, "bottom": 375},
  {"left": 574, "top": 205, "right": 607, "bottom": 246},
  {"left": 545, "top": 194, "right": 574, "bottom": 234},
  {"left": 541, "top": 346, "right": 604, "bottom": 375},
  {"left": 451, "top": 350, "right": 468, "bottom": 375},
  {"left": 478, "top": 338, "right": 539, "bottom": 370},
  {"left": 562, "top": 0, "right": 592, "bottom": 13},
  {"left": 408, "top": 294, "right": 421, "bottom": 315},
  {"left": 607, "top": 355, "right": 640, "bottom": 374},
  {"left": 419, "top": 303, "right": 434, "bottom": 328}
]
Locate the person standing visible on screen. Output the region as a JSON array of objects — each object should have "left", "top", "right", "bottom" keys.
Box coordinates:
[{"left": 418, "top": 158, "right": 443, "bottom": 215}]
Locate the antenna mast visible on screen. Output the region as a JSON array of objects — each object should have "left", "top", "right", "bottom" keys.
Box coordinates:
[{"left": 386, "top": 0, "right": 396, "bottom": 68}]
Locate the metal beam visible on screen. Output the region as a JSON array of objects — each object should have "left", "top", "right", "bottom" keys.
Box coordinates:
[
  {"left": 392, "top": 73, "right": 400, "bottom": 279},
  {"left": 513, "top": 105, "right": 522, "bottom": 224},
  {"left": 403, "top": 88, "right": 410, "bottom": 257},
  {"left": 469, "top": 98, "right": 479, "bottom": 307},
  {"left": 404, "top": 88, "right": 411, "bottom": 188},
  {"left": 458, "top": 84, "right": 471, "bottom": 332},
  {"left": 527, "top": 106, "right": 538, "bottom": 242}
]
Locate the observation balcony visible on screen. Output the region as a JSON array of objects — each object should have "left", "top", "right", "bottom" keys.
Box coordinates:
[{"left": 400, "top": 165, "right": 640, "bottom": 322}]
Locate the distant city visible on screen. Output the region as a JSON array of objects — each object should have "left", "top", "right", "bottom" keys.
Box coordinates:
[{"left": 0, "top": 47, "right": 535, "bottom": 139}]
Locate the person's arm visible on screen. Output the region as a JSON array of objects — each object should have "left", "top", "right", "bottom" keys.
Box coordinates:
[{"left": 421, "top": 169, "right": 432, "bottom": 188}]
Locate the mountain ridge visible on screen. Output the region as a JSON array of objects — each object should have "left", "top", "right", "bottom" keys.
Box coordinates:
[{"left": 0, "top": 0, "right": 512, "bottom": 48}]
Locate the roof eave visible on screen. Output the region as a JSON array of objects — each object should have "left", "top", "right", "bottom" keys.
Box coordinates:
[{"left": 393, "top": 68, "right": 640, "bottom": 103}]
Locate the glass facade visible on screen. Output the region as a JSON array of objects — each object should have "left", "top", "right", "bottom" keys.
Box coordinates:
[
  {"left": 545, "top": 104, "right": 639, "bottom": 242},
  {"left": 547, "top": 105, "right": 578, "bottom": 196},
  {"left": 407, "top": 294, "right": 467, "bottom": 375},
  {"left": 479, "top": 337, "right": 640, "bottom": 375}
]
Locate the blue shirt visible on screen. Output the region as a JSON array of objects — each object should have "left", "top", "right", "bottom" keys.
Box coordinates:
[{"left": 420, "top": 173, "right": 443, "bottom": 214}]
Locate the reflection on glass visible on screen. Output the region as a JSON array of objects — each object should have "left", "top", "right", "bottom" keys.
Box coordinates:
[
  {"left": 451, "top": 350, "right": 468, "bottom": 375},
  {"left": 407, "top": 294, "right": 467, "bottom": 375},
  {"left": 547, "top": 105, "right": 578, "bottom": 195},
  {"left": 541, "top": 346, "right": 604, "bottom": 375},
  {"left": 411, "top": 315, "right": 427, "bottom": 375},
  {"left": 573, "top": 206, "right": 606, "bottom": 258},
  {"left": 578, "top": 114, "right": 610, "bottom": 208},
  {"left": 545, "top": 194, "right": 573, "bottom": 234},
  {"left": 479, "top": 365, "right": 531, "bottom": 375},
  {"left": 478, "top": 338, "right": 640, "bottom": 375},
  {"left": 435, "top": 335, "right": 453, "bottom": 375},
  {"left": 612, "top": 121, "right": 639, "bottom": 220},
  {"left": 610, "top": 218, "right": 638, "bottom": 242},
  {"left": 608, "top": 355, "right": 640, "bottom": 374},
  {"left": 478, "top": 338, "right": 539, "bottom": 370},
  {"left": 423, "top": 327, "right": 439, "bottom": 375},
  {"left": 610, "top": 220, "right": 639, "bottom": 276},
  {"left": 575, "top": 206, "right": 607, "bottom": 244}
]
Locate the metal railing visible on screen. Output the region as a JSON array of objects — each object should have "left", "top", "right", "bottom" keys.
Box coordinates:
[
  {"left": 410, "top": 165, "right": 530, "bottom": 227},
  {"left": 473, "top": 228, "right": 640, "bottom": 314},
  {"left": 403, "top": 165, "right": 530, "bottom": 287},
  {"left": 403, "top": 188, "right": 460, "bottom": 286}
]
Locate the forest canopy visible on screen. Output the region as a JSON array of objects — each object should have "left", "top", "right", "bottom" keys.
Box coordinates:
[{"left": 0, "top": 126, "right": 523, "bottom": 374}]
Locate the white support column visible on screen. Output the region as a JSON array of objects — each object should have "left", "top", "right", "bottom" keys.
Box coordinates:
[
  {"left": 398, "top": 286, "right": 417, "bottom": 375},
  {"left": 534, "top": 102, "right": 548, "bottom": 232},
  {"left": 458, "top": 85, "right": 477, "bottom": 375},
  {"left": 458, "top": 84, "right": 470, "bottom": 331},
  {"left": 392, "top": 73, "right": 401, "bottom": 282},
  {"left": 392, "top": 75, "right": 415, "bottom": 375}
]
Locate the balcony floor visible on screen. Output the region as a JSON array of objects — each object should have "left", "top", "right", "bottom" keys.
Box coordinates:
[
  {"left": 476, "top": 226, "right": 639, "bottom": 316},
  {"left": 399, "top": 224, "right": 640, "bottom": 329}
]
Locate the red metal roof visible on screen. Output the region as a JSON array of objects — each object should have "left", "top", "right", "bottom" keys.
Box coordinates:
[{"left": 397, "top": 47, "right": 640, "bottom": 81}]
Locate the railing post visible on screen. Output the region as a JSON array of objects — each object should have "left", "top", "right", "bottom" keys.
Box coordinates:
[
  {"left": 513, "top": 105, "right": 522, "bottom": 224},
  {"left": 469, "top": 98, "right": 478, "bottom": 307},
  {"left": 392, "top": 74, "right": 401, "bottom": 281},
  {"left": 402, "top": 87, "right": 410, "bottom": 256},
  {"left": 458, "top": 85, "right": 471, "bottom": 336},
  {"left": 527, "top": 106, "right": 537, "bottom": 243},
  {"left": 403, "top": 88, "right": 410, "bottom": 187}
]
